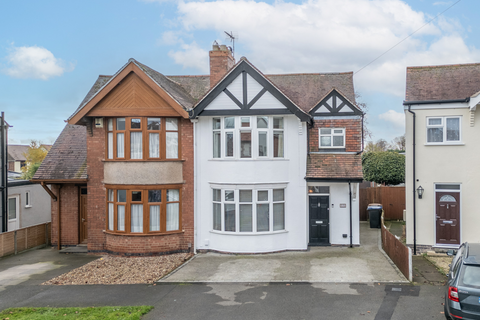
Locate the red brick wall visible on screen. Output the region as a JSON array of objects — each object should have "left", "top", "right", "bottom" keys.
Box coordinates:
[
  {"left": 105, "top": 232, "right": 189, "bottom": 255},
  {"left": 309, "top": 118, "right": 362, "bottom": 152},
  {"left": 180, "top": 118, "right": 194, "bottom": 250},
  {"left": 51, "top": 184, "right": 79, "bottom": 246}
]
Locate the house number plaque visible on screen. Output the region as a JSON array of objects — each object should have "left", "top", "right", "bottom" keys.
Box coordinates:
[{"left": 340, "top": 204, "right": 347, "bottom": 208}]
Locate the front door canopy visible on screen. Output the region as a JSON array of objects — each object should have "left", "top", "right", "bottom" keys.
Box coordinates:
[
  {"left": 192, "top": 59, "right": 311, "bottom": 122},
  {"left": 310, "top": 89, "right": 363, "bottom": 116}
]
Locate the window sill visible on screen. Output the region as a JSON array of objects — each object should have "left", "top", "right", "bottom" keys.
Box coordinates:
[
  {"left": 424, "top": 142, "right": 464, "bottom": 146},
  {"left": 25, "top": 205, "right": 32, "bottom": 208},
  {"left": 209, "top": 229, "right": 288, "bottom": 236},
  {"left": 103, "top": 159, "right": 186, "bottom": 162},
  {"left": 104, "top": 229, "right": 185, "bottom": 237},
  {"left": 209, "top": 158, "right": 289, "bottom": 161}
]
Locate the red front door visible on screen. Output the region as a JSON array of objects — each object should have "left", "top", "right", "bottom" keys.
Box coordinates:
[{"left": 435, "top": 192, "right": 460, "bottom": 245}]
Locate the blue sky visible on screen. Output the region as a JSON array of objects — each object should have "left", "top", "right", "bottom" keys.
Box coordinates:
[{"left": 1, "top": 0, "right": 479, "bottom": 145}]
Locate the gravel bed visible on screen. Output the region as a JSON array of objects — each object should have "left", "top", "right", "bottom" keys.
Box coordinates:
[{"left": 42, "top": 253, "right": 193, "bottom": 285}]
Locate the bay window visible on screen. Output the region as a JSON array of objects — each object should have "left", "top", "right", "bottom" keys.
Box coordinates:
[
  {"left": 426, "top": 116, "right": 461, "bottom": 144},
  {"left": 106, "top": 187, "right": 181, "bottom": 234},
  {"left": 106, "top": 117, "right": 180, "bottom": 160},
  {"left": 212, "top": 116, "right": 285, "bottom": 159},
  {"left": 212, "top": 187, "right": 285, "bottom": 233}
]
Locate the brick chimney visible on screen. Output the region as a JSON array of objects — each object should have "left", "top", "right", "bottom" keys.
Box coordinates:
[{"left": 209, "top": 43, "right": 235, "bottom": 88}]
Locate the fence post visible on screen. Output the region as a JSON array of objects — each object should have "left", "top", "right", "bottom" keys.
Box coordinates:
[
  {"left": 14, "top": 230, "right": 17, "bottom": 255},
  {"left": 45, "top": 223, "right": 48, "bottom": 246}
]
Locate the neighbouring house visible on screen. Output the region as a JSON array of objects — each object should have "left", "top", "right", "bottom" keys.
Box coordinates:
[
  {"left": 32, "top": 43, "right": 363, "bottom": 254},
  {"left": 404, "top": 63, "right": 480, "bottom": 252},
  {"left": 191, "top": 45, "right": 363, "bottom": 253},
  {"left": 8, "top": 145, "right": 29, "bottom": 173}
]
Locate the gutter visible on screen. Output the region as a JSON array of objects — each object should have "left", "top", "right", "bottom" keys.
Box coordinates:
[
  {"left": 403, "top": 97, "right": 470, "bottom": 106},
  {"left": 407, "top": 105, "right": 417, "bottom": 255}
]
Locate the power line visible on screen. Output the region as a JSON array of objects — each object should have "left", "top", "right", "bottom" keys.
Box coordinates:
[{"left": 354, "top": 0, "right": 462, "bottom": 75}]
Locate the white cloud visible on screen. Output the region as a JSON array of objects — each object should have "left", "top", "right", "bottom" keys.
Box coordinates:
[
  {"left": 165, "top": 0, "right": 480, "bottom": 97},
  {"left": 168, "top": 41, "right": 209, "bottom": 72},
  {"left": 4, "top": 46, "right": 70, "bottom": 80},
  {"left": 379, "top": 110, "right": 405, "bottom": 129}
]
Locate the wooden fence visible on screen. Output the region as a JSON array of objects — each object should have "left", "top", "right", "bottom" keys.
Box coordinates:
[
  {"left": 360, "top": 186, "right": 405, "bottom": 221},
  {"left": 381, "top": 216, "right": 412, "bottom": 281},
  {"left": 0, "top": 222, "right": 51, "bottom": 258}
]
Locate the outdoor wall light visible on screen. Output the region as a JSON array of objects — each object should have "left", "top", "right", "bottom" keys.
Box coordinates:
[{"left": 417, "top": 186, "right": 424, "bottom": 199}]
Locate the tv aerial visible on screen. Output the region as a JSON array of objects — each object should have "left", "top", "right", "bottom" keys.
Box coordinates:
[{"left": 224, "top": 31, "right": 238, "bottom": 59}]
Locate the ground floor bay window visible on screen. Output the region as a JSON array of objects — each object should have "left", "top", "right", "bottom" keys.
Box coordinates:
[
  {"left": 106, "top": 186, "right": 181, "bottom": 234},
  {"left": 212, "top": 186, "right": 286, "bottom": 233}
]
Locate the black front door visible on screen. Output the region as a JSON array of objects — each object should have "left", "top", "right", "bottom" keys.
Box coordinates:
[{"left": 309, "top": 196, "right": 329, "bottom": 245}]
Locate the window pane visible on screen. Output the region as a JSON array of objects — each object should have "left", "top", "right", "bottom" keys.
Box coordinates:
[
  {"left": 240, "top": 204, "right": 253, "bottom": 232},
  {"left": 239, "top": 190, "right": 252, "bottom": 202},
  {"left": 273, "top": 203, "right": 285, "bottom": 231},
  {"left": 131, "top": 204, "right": 143, "bottom": 232},
  {"left": 166, "top": 118, "right": 178, "bottom": 131},
  {"left": 117, "top": 205, "right": 125, "bottom": 231},
  {"left": 150, "top": 205, "right": 160, "bottom": 231},
  {"left": 333, "top": 136, "right": 344, "bottom": 147},
  {"left": 259, "top": 132, "right": 267, "bottom": 157},
  {"left": 107, "top": 118, "right": 113, "bottom": 131},
  {"left": 149, "top": 133, "right": 160, "bottom": 158},
  {"left": 148, "top": 190, "right": 162, "bottom": 202},
  {"left": 320, "top": 128, "right": 331, "bottom": 134},
  {"left": 167, "top": 189, "right": 180, "bottom": 202},
  {"left": 257, "top": 117, "right": 268, "bottom": 128},
  {"left": 320, "top": 136, "right": 331, "bottom": 147},
  {"left": 273, "top": 189, "right": 284, "bottom": 201},
  {"left": 108, "top": 190, "right": 114, "bottom": 201},
  {"left": 108, "top": 132, "right": 113, "bottom": 159},
  {"left": 273, "top": 117, "right": 283, "bottom": 129},
  {"left": 116, "top": 133, "right": 125, "bottom": 157},
  {"left": 131, "top": 118, "right": 141, "bottom": 129},
  {"left": 117, "top": 190, "right": 126, "bottom": 202},
  {"left": 213, "top": 203, "right": 221, "bottom": 231},
  {"left": 132, "top": 191, "right": 142, "bottom": 202},
  {"left": 257, "top": 204, "right": 269, "bottom": 232},
  {"left": 240, "top": 132, "right": 252, "bottom": 158},
  {"left": 446, "top": 118, "right": 460, "bottom": 141},
  {"left": 166, "top": 203, "right": 179, "bottom": 231},
  {"left": 273, "top": 132, "right": 284, "bottom": 157},
  {"left": 225, "top": 190, "right": 234, "bottom": 201},
  {"left": 8, "top": 198, "right": 16, "bottom": 220},
  {"left": 308, "top": 186, "right": 330, "bottom": 194},
  {"left": 427, "top": 128, "right": 443, "bottom": 142},
  {"left": 213, "top": 132, "right": 221, "bottom": 158},
  {"left": 258, "top": 190, "right": 268, "bottom": 201},
  {"left": 116, "top": 118, "right": 125, "bottom": 130},
  {"left": 166, "top": 132, "right": 178, "bottom": 158},
  {"left": 213, "top": 189, "right": 221, "bottom": 202},
  {"left": 224, "top": 117, "right": 235, "bottom": 129},
  {"left": 131, "top": 132, "right": 143, "bottom": 159},
  {"left": 225, "top": 132, "right": 234, "bottom": 157},
  {"left": 224, "top": 204, "right": 236, "bottom": 231},
  {"left": 333, "top": 129, "right": 343, "bottom": 134},
  {"left": 147, "top": 118, "right": 160, "bottom": 130},
  {"left": 429, "top": 118, "right": 442, "bottom": 125},
  {"left": 108, "top": 203, "right": 114, "bottom": 231},
  {"left": 213, "top": 118, "right": 221, "bottom": 130},
  {"left": 241, "top": 117, "right": 250, "bottom": 127}
]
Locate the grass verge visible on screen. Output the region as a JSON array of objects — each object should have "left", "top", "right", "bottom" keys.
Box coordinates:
[{"left": 0, "top": 306, "right": 153, "bottom": 320}]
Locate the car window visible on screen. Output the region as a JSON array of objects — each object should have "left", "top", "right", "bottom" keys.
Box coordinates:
[
  {"left": 453, "top": 259, "right": 463, "bottom": 277},
  {"left": 460, "top": 266, "right": 480, "bottom": 287}
]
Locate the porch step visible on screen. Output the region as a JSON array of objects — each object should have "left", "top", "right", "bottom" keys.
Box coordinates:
[{"left": 59, "top": 246, "right": 88, "bottom": 254}]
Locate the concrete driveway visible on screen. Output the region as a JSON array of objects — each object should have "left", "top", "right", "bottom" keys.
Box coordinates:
[{"left": 161, "top": 222, "right": 407, "bottom": 283}]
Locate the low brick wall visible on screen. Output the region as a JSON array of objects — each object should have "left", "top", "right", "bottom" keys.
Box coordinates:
[
  {"left": 381, "top": 216, "right": 412, "bottom": 281},
  {"left": 0, "top": 223, "right": 51, "bottom": 258}
]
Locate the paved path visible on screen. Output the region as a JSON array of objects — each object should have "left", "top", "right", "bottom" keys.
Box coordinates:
[{"left": 162, "top": 222, "right": 407, "bottom": 283}]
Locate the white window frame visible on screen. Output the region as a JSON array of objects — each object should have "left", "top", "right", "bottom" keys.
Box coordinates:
[
  {"left": 426, "top": 116, "right": 461, "bottom": 145},
  {"left": 319, "top": 128, "right": 345, "bottom": 148},
  {"left": 212, "top": 116, "right": 285, "bottom": 160},
  {"left": 25, "top": 190, "right": 32, "bottom": 208}
]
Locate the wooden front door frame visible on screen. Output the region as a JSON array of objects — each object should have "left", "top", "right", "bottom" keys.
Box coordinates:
[
  {"left": 79, "top": 186, "right": 88, "bottom": 244},
  {"left": 434, "top": 184, "right": 461, "bottom": 246}
]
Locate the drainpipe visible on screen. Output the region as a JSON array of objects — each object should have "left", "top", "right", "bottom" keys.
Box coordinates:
[
  {"left": 349, "top": 181, "right": 352, "bottom": 248},
  {"left": 57, "top": 184, "right": 62, "bottom": 250},
  {"left": 1, "top": 113, "right": 6, "bottom": 233},
  {"left": 192, "top": 119, "right": 197, "bottom": 255},
  {"left": 407, "top": 105, "right": 417, "bottom": 255}
]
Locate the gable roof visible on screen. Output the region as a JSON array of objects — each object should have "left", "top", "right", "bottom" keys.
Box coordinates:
[
  {"left": 7, "top": 145, "right": 29, "bottom": 161},
  {"left": 309, "top": 88, "right": 363, "bottom": 116},
  {"left": 405, "top": 63, "right": 480, "bottom": 102},
  {"left": 32, "top": 124, "right": 87, "bottom": 182},
  {"left": 192, "top": 58, "right": 311, "bottom": 121},
  {"left": 68, "top": 59, "right": 192, "bottom": 124}
]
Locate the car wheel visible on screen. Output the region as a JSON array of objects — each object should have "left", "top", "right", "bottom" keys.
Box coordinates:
[{"left": 444, "top": 303, "right": 452, "bottom": 320}]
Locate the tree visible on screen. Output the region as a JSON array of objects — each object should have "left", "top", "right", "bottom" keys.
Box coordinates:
[
  {"left": 362, "top": 151, "right": 405, "bottom": 185},
  {"left": 20, "top": 140, "right": 48, "bottom": 180},
  {"left": 389, "top": 135, "right": 405, "bottom": 151},
  {"left": 355, "top": 93, "right": 372, "bottom": 141},
  {"left": 365, "top": 139, "right": 389, "bottom": 152}
]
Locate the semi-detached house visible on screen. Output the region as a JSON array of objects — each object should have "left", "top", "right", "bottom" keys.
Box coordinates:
[{"left": 33, "top": 44, "right": 363, "bottom": 254}]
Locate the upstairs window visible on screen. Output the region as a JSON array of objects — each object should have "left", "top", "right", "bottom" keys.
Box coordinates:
[
  {"left": 212, "top": 116, "right": 285, "bottom": 159},
  {"left": 319, "top": 128, "right": 345, "bottom": 148},
  {"left": 426, "top": 116, "right": 461, "bottom": 144},
  {"left": 106, "top": 117, "right": 179, "bottom": 160}
]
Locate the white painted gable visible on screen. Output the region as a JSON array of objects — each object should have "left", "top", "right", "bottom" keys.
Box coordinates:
[
  {"left": 226, "top": 74, "right": 243, "bottom": 103},
  {"left": 338, "top": 104, "right": 355, "bottom": 113},
  {"left": 315, "top": 105, "right": 330, "bottom": 113},
  {"left": 250, "top": 91, "right": 287, "bottom": 109},
  {"left": 204, "top": 91, "right": 241, "bottom": 110},
  {"left": 246, "top": 74, "right": 263, "bottom": 104}
]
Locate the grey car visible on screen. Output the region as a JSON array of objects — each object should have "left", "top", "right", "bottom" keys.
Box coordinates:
[{"left": 445, "top": 242, "right": 480, "bottom": 319}]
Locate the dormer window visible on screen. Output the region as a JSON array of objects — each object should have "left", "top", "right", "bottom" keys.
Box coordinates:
[{"left": 106, "top": 117, "right": 179, "bottom": 160}]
